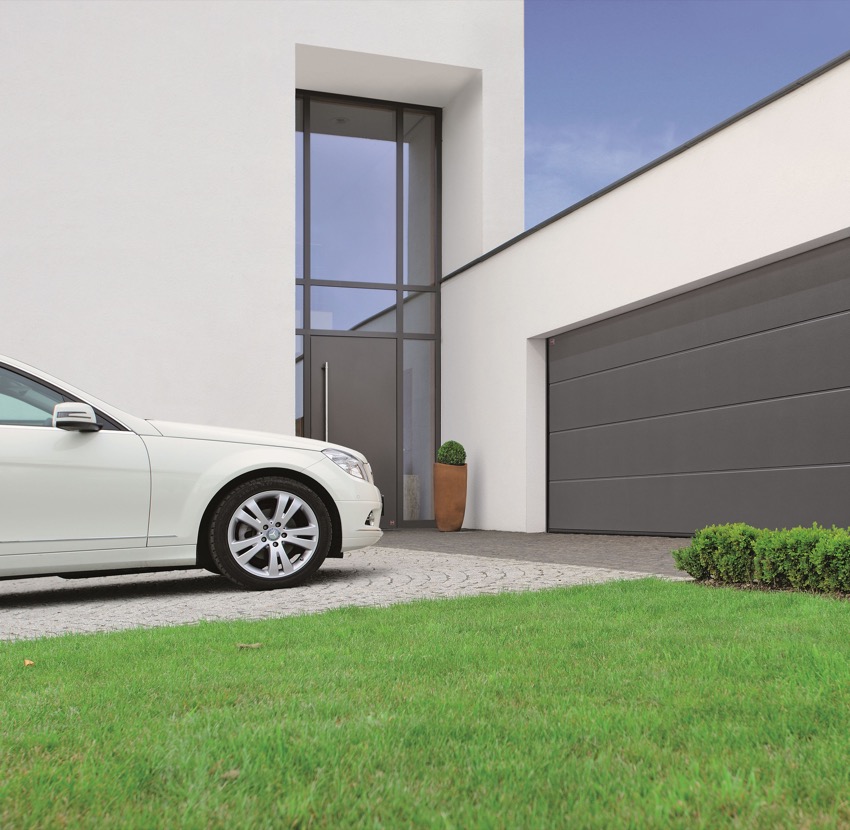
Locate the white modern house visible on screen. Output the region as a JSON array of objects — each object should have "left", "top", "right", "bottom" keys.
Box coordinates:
[
  {"left": 3, "top": 1, "right": 850, "bottom": 538},
  {"left": 447, "top": 50, "right": 850, "bottom": 535}
]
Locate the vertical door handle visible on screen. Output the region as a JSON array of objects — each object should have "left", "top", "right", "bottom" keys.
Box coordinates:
[{"left": 322, "top": 361, "right": 329, "bottom": 442}]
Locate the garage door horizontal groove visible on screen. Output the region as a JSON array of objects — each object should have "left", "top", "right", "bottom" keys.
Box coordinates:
[
  {"left": 549, "top": 306, "right": 850, "bottom": 389},
  {"left": 549, "top": 384, "right": 850, "bottom": 435},
  {"left": 548, "top": 528, "right": 690, "bottom": 538},
  {"left": 550, "top": 460, "right": 850, "bottom": 484}
]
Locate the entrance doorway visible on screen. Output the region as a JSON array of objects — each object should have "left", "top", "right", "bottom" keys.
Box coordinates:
[
  {"left": 295, "top": 91, "right": 440, "bottom": 527},
  {"left": 310, "top": 336, "right": 397, "bottom": 527}
]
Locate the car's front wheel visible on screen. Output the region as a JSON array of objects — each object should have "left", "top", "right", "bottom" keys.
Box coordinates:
[{"left": 208, "top": 476, "right": 332, "bottom": 590}]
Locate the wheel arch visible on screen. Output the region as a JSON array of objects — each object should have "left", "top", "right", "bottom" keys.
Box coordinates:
[{"left": 195, "top": 467, "right": 343, "bottom": 571}]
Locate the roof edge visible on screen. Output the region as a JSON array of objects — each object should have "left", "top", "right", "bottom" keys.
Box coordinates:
[{"left": 442, "top": 48, "right": 850, "bottom": 284}]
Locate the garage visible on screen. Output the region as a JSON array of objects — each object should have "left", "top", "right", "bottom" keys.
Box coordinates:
[{"left": 548, "top": 236, "right": 850, "bottom": 535}]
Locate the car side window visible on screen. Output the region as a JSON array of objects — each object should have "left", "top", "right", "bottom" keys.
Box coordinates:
[{"left": 0, "top": 366, "right": 64, "bottom": 427}]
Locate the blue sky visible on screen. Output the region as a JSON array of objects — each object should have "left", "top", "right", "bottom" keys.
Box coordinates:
[{"left": 524, "top": 0, "right": 850, "bottom": 228}]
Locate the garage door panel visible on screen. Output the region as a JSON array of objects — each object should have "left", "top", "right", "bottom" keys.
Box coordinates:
[
  {"left": 549, "top": 466, "right": 850, "bottom": 535},
  {"left": 550, "top": 388, "right": 850, "bottom": 481},
  {"left": 548, "top": 237, "right": 850, "bottom": 534},
  {"left": 549, "top": 237, "right": 850, "bottom": 383},
  {"left": 549, "top": 311, "right": 850, "bottom": 432}
]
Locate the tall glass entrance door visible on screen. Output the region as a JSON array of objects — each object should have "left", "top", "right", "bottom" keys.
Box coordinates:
[
  {"left": 310, "top": 337, "right": 397, "bottom": 527},
  {"left": 296, "top": 92, "right": 440, "bottom": 526}
]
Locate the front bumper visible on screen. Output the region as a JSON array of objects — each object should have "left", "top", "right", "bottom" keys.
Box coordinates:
[
  {"left": 306, "top": 454, "right": 383, "bottom": 553},
  {"left": 336, "top": 493, "right": 383, "bottom": 552}
]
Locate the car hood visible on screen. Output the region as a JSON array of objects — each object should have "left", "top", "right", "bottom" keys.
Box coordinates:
[{"left": 147, "top": 420, "right": 364, "bottom": 458}]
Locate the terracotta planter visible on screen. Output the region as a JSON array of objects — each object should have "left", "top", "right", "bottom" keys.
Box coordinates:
[{"left": 434, "top": 463, "right": 467, "bottom": 531}]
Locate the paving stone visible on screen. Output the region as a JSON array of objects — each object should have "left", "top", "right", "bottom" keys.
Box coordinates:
[{"left": 0, "top": 546, "right": 685, "bottom": 642}]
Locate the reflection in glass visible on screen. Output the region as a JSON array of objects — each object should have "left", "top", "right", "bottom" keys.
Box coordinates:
[
  {"left": 403, "top": 341, "right": 435, "bottom": 520},
  {"left": 403, "top": 291, "right": 435, "bottom": 334},
  {"left": 296, "top": 285, "right": 303, "bottom": 329},
  {"left": 0, "top": 366, "right": 63, "bottom": 426},
  {"left": 403, "top": 110, "right": 435, "bottom": 285},
  {"left": 296, "top": 98, "right": 304, "bottom": 279},
  {"left": 311, "top": 286, "right": 396, "bottom": 332},
  {"left": 311, "top": 101, "right": 396, "bottom": 283},
  {"left": 295, "top": 335, "right": 304, "bottom": 436}
]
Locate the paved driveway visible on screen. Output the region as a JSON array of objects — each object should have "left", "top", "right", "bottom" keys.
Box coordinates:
[
  {"left": 377, "top": 528, "right": 685, "bottom": 576},
  {"left": 0, "top": 533, "right": 688, "bottom": 641}
]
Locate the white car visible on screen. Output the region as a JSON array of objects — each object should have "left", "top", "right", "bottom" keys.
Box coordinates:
[{"left": 0, "top": 355, "right": 383, "bottom": 590}]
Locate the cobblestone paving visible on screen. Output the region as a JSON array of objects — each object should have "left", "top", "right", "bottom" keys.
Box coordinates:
[{"left": 0, "top": 547, "right": 681, "bottom": 642}]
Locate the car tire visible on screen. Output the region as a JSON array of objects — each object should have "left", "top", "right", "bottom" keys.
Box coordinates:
[{"left": 208, "top": 476, "right": 332, "bottom": 590}]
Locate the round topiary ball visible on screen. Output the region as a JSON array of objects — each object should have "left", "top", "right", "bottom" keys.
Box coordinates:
[{"left": 437, "top": 440, "right": 466, "bottom": 466}]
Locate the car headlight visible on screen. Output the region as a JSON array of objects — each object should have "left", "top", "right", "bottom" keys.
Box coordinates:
[{"left": 322, "top": 448, "right": 369, "bottom": 481}]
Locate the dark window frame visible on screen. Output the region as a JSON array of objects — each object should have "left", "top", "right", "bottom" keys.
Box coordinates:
[{"left": 296, "top": 90, "right": 441, "bottom": 527}]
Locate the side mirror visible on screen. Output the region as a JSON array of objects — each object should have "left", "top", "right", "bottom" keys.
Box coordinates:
[{"left": 53, "top": 402, "right": 102, "bottom": 432}]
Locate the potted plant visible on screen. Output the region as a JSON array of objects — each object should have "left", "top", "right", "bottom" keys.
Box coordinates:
[{"left": 434, "top": 440, "right": 467, "bottom": 532}]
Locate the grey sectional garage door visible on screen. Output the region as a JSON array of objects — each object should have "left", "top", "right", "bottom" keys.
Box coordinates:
[{"left": 548, "top": 236, "right": 850, "bottom": 535}]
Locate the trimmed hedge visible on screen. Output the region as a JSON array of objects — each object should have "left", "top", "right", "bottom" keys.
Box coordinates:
[{"left": 672, "top": 523, "right": 850, "bottom": 592}]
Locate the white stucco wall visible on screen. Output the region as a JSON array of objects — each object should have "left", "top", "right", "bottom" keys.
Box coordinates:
[
  {"left": 442, "top": 56, "right": 850, "bottom": 532},
  {"left": 0, "top": 0, "right": 523, "bottom": 429}
]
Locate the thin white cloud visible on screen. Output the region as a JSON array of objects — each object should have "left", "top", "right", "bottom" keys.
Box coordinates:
[{"left": 525, "top": 120, "right": 681, "bottom": 228}]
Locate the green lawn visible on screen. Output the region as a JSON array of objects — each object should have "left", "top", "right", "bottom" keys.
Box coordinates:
[{"left": 3, "top": 579, "right": 850, "bottom": 829}]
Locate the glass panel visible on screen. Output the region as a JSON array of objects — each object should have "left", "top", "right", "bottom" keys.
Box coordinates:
[
  {"left": 403, "top": 291, "right": 435, "bottom": 334},
  {"left": 296, "top": 98, "right": 304, "bottom": 280},
  {"left": 310, "top": 101, "right": 396, "bottom": 283},
  {"left": 311, "top": 286, "right": 396, "bottom": 332},
  {"left": 403, "top": 110, "right": 435, "bottom": 285},
  {"left": 403, "top": 341, "right": 435, "bottom": 521},
  {"left": 0, "top": 366, "right": 63, "bottom": 426},
  {"left": 296, "top": 284, "right": 303, "bottom": 329},
  {"left": 295, "top": 335, "right": 304, "bottom": 436}
]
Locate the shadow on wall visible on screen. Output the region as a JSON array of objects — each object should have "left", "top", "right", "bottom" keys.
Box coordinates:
[{"left": 465, "top": 449, "right": 484, "bottom": 529}]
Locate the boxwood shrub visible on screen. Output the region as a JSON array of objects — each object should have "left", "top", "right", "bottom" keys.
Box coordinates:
[
  {"left": 672, "top": 523, "right": 850, "bottom": 592},
  {"left": 436, "top": 440, "right": 466, "bottom": 466}
]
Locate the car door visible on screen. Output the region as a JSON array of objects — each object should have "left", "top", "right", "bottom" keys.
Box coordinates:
[{"left": 0, "top": 365, "right": 151, "bottom": 562}]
